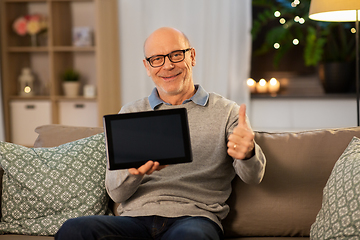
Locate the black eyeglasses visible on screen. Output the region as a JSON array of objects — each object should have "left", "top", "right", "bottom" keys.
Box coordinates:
[{"left": 145, "top": 48, "right": 192, "bottom": 68}]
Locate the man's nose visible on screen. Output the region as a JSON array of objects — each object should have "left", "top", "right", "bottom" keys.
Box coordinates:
[{"left": 162, "top": 56, "right": 174, "bottom": 69}]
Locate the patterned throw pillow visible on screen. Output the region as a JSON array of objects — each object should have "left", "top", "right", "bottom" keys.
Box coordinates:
[
  {"left": 0, "top": 133, "right": 108, "bottom": 236},
  {"left": 311, "top": 137, "right": 360, "bottom": 239}
]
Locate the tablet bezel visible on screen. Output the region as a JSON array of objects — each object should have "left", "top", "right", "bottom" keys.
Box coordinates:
[{"left": 103, "top": 108, "right": 192, "bottom": 170}]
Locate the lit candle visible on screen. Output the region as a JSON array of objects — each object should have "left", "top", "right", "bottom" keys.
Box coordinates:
[
  {"left": 246, "top": 78, "right": 256, "bottom": 93},
  {"left": 256, "top": 79, "right": 268, "bottom": 93},
  {"left": 268, "top": 78, "right": 280, "bottom": 93}
]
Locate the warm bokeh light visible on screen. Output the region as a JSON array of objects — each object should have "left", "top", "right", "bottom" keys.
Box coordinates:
[
  {"left": 274, "top": 11, "right": 281, "bottom": 17},
  {"left": 259, "top": 79, "right": 267, "bottom": 86},
  {"left": 293, "top": 39, "right": 299, "bottom": 45},
  {"left": 279, "top": 18, "right": 286, "bottom": 24},
  {"left": 247, "top": 78, "right": 256, "bottom": 93},
  {"left": 24, "top": 86, "right": 31, "bottom": 94},
  {"left": 268, "top": 78, "right": 280, "bottom": 93},
  {"left": 247, "top": 78, "right": 255, "bottom": 86},
  {"left": 274, "top": 43, "right": 280, "bottom": 49},
  {"left": 256, "top": 79, "right": 268, "bottom": 93},
  {"left": 269, "top": 78, "right": 277, "bottom": 85}
]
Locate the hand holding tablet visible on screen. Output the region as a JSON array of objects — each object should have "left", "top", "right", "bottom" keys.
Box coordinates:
[{"left": 128, "top": 160, "right": 167, "bottom": 175}]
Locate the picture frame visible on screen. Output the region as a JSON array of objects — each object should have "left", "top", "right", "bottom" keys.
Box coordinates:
[{"left": 72, "top": 27, "right": 93, "bottom": 46}]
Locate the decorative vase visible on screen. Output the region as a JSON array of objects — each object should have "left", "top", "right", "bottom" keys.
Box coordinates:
[
  {"left": 63, "top": 82, "right": 80, "bottom": 97},
  {"left": 318, "top": 62, "right": 355, "bottom": 93}
]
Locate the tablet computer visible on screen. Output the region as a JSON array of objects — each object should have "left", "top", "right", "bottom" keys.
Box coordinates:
[{"left": 103, "top": 108, "right": 192, "bottom": 170}]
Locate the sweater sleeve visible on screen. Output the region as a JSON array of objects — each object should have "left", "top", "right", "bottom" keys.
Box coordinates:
[
  {"left": 232, "top": 142, "right": 266, "bottom": 184},
  {"left": 105, "top": 168, "right": 144, "bottom": 203}
]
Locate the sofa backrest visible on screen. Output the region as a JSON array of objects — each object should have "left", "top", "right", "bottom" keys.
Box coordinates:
[
  {"left": 223, "top": 127, "right": 360, "bottom": 238},
  {"left": 6, "top": 124, "right": 360, "bottom": 237},
  {"left": 33, "top": 124, "right": 104, "bottom": 148}
]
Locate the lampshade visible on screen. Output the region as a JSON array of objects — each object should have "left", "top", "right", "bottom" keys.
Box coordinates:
[{"left": 309, "top": 0, "right": 360, "bottom": 22}]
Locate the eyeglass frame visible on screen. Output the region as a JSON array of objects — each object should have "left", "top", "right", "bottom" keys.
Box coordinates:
[{"left": 145, "top": 48, "right": 192, "bottom": 68}]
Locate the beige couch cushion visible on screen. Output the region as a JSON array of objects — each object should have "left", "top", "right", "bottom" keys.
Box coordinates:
[{"left": 223, "top": 127, "right": 360, "bottom": 238}]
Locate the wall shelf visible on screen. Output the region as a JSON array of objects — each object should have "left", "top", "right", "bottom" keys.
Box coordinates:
[{"left": 0, "top": 0, "right": 121, "bottom": 144}]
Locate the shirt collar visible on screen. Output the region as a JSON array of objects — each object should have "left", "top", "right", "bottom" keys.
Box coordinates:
[{"left": 148, "top": 85, "right": 209, "bottom": 110}]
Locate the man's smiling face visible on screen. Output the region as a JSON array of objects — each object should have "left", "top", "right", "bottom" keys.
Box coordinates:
[{"left": 143, "top": 28, "right": 196, "bottom": 104}]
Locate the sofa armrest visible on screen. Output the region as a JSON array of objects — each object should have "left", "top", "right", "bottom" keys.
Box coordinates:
[{"left": 34, "top": 124, "right": 104, "bottom": 148}]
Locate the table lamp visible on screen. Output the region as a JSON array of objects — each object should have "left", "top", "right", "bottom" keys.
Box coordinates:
[{"left": 309, "top": 0, "right": 360, "bottom": 126}]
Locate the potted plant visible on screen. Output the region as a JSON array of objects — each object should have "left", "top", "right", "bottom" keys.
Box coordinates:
[
  {"left": 252, "top": 0, "right": 356, "bottom": 93},
  {"left": 61, "top": 69, "right": 80, "bottom": 97},
  {"left": 313, "top": 23, "right": 356, "bottom": 93}
]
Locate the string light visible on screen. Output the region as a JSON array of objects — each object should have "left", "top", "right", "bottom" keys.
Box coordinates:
[
  {"left": 274, "top": 11, "right": 281, "bottom": 17},
  {"left": 293, "top": 39, "right": 299, "bottom": 45},
  {"left": 291, "top": 0, "right": 300, "bottom": 7},
  {"left": 294, "top": 16, "right": 305, "bottom": 24},
  {"left": 351, "top": 28, "right": 357, "bottom": 34},
  {"left": 274, "top": 43, "right": 280, "bottom": 49},
  {"left": 280, "top": 18, "right": 286, "bottom": 24}
]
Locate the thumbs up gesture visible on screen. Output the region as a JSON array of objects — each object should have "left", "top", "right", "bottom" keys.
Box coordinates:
[{"left": 227, "top": 104, "right": 255, "bottom": 160}]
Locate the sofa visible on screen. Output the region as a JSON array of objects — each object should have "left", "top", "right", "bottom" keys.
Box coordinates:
[{"left": 0, "top": 124, "right": 360, "bottom": 239}]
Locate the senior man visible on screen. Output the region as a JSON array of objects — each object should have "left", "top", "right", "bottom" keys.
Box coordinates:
[{"left": 55, "top": 27, "right": 266, "bottom": 240}]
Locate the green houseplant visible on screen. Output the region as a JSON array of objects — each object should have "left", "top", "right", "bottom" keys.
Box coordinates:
[
  {"left": 252, "top": 0, "right": 356, "bottom": 92},
  {"left": 62, "top": 69, "right": 80, "bottom": 82},
  {"left": 61, "top": 69, "right": 81, "bottom": 97}
]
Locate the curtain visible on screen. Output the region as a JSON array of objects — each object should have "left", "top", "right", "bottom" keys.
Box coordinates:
[{"left": 117, "top": 0, "right": 252, "bottom": 107}]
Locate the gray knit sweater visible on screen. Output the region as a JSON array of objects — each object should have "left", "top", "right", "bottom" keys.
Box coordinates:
[{"left": 105, "top": 92, "right": 266, "bottom": 229}]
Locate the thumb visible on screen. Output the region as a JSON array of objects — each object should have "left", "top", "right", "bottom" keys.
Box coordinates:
[{"left": 238, "top": 104, "right": 247, "bottom": 126}]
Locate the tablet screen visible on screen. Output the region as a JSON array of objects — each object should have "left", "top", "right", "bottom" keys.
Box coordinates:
[{"left": 103, "top": 108, "right": 192, "bottom": 170}]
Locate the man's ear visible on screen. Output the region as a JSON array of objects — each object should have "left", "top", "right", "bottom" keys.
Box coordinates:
[
  {"left": 143, "top": 59, "right": 151, "bottom": 76},
  {"left": 190, "top": 48, "right": 196, "bottom": 66}
]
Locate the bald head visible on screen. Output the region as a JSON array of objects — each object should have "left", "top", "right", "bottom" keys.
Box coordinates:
[{"left": 143, "top": 27, "right": 191, "bottom": 57}]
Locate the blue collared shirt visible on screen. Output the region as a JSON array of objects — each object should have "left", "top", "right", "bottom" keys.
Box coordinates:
[{"left": 148, "top": 85, "right": 209, "bottom": 110}]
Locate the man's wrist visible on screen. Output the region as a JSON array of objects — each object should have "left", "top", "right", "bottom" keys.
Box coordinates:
[{"left": 243, "top": 147, "right": 255, "bottom": 160}]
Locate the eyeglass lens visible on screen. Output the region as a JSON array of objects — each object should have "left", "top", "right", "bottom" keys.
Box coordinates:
[{"left": 149, "top": 50, "right": 186, "bottom": 67}]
